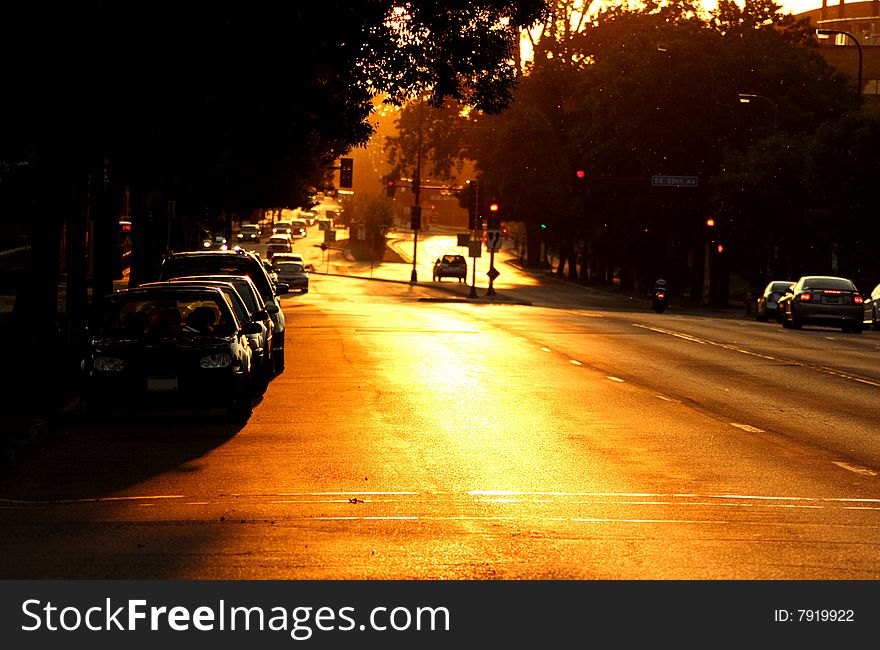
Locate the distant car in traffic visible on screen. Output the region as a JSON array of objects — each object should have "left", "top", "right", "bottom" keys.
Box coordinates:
[
  {"left": 272, "top": 221, "right": 293, "bottom": 236},
  {"left": 289, "top": 220, "right": 308, "bottom": 238},
  {"left": 301, "top": 211, "right": 317, "bottom": 226},
  {"left": 433, "top": 254, "right": 467, "bottom": 282},
  {"left": 202, "top": 234, "right": 228, "bottom": 251},
  {"left": 756, "top": 280, "right": 794, "bottom": 322},
  {"left": 274, "top": 261, "right": 309, "bottom": 293},
  {"left": 236, "top": 223, "right": 262, "bottom": 244},
  {"left": 862, "top": 282, "right": 880, "bottom": 331},
  {"left": 158, "top": 249, "right": 289, "bottom": 373},
  {"left": 779, "top": 275, "right": 864, "bottom": 333},
  {"left": 81, "top": 284, "right": 261, "bottom": 419},
  {"left": 266, "top": 234, "right": 293, "bottom": 259}
]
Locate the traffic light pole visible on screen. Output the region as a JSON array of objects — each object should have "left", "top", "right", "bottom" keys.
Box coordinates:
[{"left": 410, "top": 102, "right": 425, "bottom": 284}]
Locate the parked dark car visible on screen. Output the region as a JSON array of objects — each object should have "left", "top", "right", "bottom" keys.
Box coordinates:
[
  {"left": 81, "top": 285, "right": 262, "bottom": 419},
  {"left": 142, "top": 279, "right": 273, "bottom": 389},
  {"left": 433, "top": 254, "right": 467, "bottom": 282},
  {"left": 862, "top": 282, "right": 880, "bottom": 331},
  {"left": 756, "top": 280, "right": 794, "bottom": 322},
  {"left": 779, "top": 275, "right": 864, "bottom": 333},
  {"left": 158, "top": 249, "right": 289, "bottom": 373}
]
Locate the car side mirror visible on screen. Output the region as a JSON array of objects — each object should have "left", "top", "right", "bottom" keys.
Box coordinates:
[
  {"left": 275, "top": 282, "right": 289, "bottom": 295},
  {"left": 254, "top": 309, "right": 269, "bottom": 321}
]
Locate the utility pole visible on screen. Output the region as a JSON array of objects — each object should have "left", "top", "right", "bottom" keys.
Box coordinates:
[{"left": 410, "top": 102, "right": 425, "bottom": 284}]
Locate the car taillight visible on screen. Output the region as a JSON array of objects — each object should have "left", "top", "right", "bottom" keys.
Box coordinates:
[
  {"left": 853, "top": 295, "right": 864, "bottom": 305},
  {"left": 798, "top": 293, "right": 813, "bottom": 302},
  {"left": 656, "top": 292, "right": 666, "bottom": 300}
]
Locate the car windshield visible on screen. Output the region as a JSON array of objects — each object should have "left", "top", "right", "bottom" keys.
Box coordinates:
[
  {"left": 770, "top": 282, "right": 793, "bottom": 292},
  {"left": 441, "top": 255, "right": 463, "bottom": 264},
  {"left": 276, "top": 262, "right": 304, "bottom": 273},
  {"left": 174, "top": 275, "right": 263, "bottom": 315},
  {"left": 240, "top": 225, "right": 258, "bottom": 232},
  {"left": 99, "top": 294, "right": 236, "bottom": 338}
]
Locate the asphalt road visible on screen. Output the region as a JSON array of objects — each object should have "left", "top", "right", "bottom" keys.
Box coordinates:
[{"left": 1, "top": 229, "right": 879, "bottom": 580}]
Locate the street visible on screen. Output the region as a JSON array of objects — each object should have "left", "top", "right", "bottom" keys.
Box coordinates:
[{"left": 1, "top": 230, "right": 879, "bottom": 579}]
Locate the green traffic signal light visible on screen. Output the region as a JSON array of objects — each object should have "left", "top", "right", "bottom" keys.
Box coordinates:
[{"left": 540, "top": 223, "right": 547, "bottom": 230}]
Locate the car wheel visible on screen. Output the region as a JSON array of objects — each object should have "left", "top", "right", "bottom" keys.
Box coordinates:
[
  {"left": 791, "top": 311, "right": 802, "bottom": 330},
  {"left": 79, "top": 395, "right": 109, "bottom": 423},
  {"left": 873, "top": 307, "right": 880, "bottom": 331},
  {"left": 273, "top": 346, "right": 285, "bottom": 374},
  {"left": 756, "top": 312, "right": 767, "bottom": 322}
]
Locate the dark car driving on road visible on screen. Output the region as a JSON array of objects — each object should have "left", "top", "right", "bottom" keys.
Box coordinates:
[{"left": 433, "top": 254, "right": 467, "bottom": 282}]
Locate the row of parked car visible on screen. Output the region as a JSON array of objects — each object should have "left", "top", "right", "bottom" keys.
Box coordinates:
[
  {"left": 80, "top": 249, "right": 294, "bottom": 421},
  {"left": 755, "top": 275, "right": 880, "bottom": 333}
]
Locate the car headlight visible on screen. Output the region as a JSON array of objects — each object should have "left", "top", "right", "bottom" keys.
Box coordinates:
[
  {"left": 200, "top": 353, "right": 232, "bottom": 368},
  {"left": 94, "top": 356, "right": 126, "bottom": 371}
]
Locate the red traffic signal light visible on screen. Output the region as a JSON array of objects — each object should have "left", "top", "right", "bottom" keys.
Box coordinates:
[
  {"left": 706, "top": 217, "right": 715, "bottom": 227},
  {"left": 575, "top": 169, "right": 586, "bottom": 179},
  {"left": 339, "top": 157, "right": 353, "bottom": 188},
  {"left": 385, "top": 179, "right": 396, "bottom": 197}
]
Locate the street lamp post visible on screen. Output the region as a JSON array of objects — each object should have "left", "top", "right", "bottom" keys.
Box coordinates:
[
  {"left": 738, "top": 93, "right": 778, "bottom": 134},
  {"left": 816, "top": 29, "right": 863, "bottom": 106}
]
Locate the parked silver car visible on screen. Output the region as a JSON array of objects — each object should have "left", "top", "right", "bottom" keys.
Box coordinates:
[
  {"left": 756, "top": 280, "right": 794, "bottom": 322},
  {"left": 862, "top": 282, "right": 880, "bottom": 331}
]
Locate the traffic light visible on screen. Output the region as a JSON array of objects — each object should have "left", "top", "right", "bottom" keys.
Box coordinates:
[
  {"left": 410, "top": 205, "right": 421, "bottom": 231},
  {"left": 339, "top": 158, "right": 353, "bottom": 188},
  {"left": 575, "top": 169, "right": 586, "bottom": 179},
  {"left": 468, "top": 179, "right": 481, "bottom": 230},
  {"left": 386, "top": 178, "right": 396, "bottom": 197},
  {"left": 706, "top": 217, "right": 715, "bottom": 227},
  {"left": 486, "top": 199, "right": 500, "bottom": 231}
]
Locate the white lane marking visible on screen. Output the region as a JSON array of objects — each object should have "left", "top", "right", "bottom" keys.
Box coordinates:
[
  {"left": 833, "top": 462, "right": 878, "bottom": 477},
  {"left": 467, "top": 490, "right": 880, "bottom": 504},
  {"left": 607, "top": 376, "right": 624, "bottom": 382},
  {"left": 540, "top": 347, "right": 552, "bottom": 352},
  {"left": 655, "top": 394, "right": 678, "bottom": 402},
  {"left": 272, "top": 492, "right": 419, "bottom": 496},
  {"left": 564, "top": 517, "right": 729, "bottom": 524},
  {"left": 730, "top": 423, "right": 765, "bottom": 433},
  {"left": 0, "top": 495, "right": 186, "bottom": 505},
  {"left": 569, "top": 359, "right": 583, "bottom": 366},
  {"left": 633, "top": 324, "right": 880, "bottom": 387}
]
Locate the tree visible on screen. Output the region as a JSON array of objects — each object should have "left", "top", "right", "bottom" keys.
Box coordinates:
[{"left": 0, "top": 0, "right": 549, "bottom": 423}]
